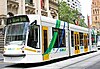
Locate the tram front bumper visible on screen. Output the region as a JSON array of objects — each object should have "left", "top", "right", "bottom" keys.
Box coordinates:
[{"left": 3, "top": 54, "right": 26, "bottom": 57}]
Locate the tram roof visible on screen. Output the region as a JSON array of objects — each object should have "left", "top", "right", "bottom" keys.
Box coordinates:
[
  {"left": 69, "top": 23, "right": 89, "bottom": 32},
  {"left": 11, "top": 14, "right": 88, "bottom": 32}
]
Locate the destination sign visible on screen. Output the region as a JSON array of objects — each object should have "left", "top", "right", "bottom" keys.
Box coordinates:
[{"left": 7, "top": 15, "right": 29, "bottom": 25}]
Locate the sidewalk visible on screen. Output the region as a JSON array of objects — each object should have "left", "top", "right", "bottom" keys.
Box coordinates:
[{"left": 28, "top": 50, "right": 100, "bottom": 69}]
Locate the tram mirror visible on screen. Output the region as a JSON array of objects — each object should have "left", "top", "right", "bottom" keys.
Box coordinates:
[
  {"left": 29, "top": 20, "right": 37, "bottom": 30},
  {"left": 30, "top": 20, "right": 37, "bottom": 25},
  {"left": 29, "top": 25, "right": 34, "bottom": 31},
  {"left": 29, "top": 25, "right": 32, "bottom": 30}
]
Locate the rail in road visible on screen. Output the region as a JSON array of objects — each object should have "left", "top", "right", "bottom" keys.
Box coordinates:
[{"left": 61, "top": 51, "right": 100, "bottom": 69}]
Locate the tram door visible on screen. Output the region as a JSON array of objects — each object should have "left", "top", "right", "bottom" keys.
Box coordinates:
[
  {"left": 84, "top": 34, "right": 88, "bottom": 52},
  {"left": 42, "top": 26, "right": 49, "bottom": 60},
  {"left": 74, "top": 32, "right": 80, "bottom": 54}
]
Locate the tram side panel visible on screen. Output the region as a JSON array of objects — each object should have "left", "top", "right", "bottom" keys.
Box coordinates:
[
  {"left": 69, "top": 25, "right": 81, "bottom": 56},
  {"left": 69, "top": 24, "right": 93, "bottom": 56},
  {"left": 69, "top": 30, "right": 75, "bottom": 56},
  {"left": 49, "top": 21, "right": 69, "bottom": 60},
  {"left": 91, "top": 29, "right": 98, "bottom": 51},
  {"left": 41, "top": 20, "right": 69, "bottom": 61},
  {"left": 22, "top": 17, "right": 43, "bottom": 63}
]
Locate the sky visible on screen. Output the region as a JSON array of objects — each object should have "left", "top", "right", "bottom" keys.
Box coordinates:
[{"left": 80, "top": 0, "right": 92, "bottom": 25}]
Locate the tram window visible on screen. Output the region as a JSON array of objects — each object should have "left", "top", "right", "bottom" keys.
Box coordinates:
[
  {"left": 6, "top": 35, "right": 24, "bottom": 41},
  {"left": 84, "top": 35, "right": 86, "bottom": 46},
  {"left": 84, "top": 34, "right": 88, "bottom": 48},
  {"left": 77, "top": 34, "right": 79, "bottom": 44},
  {"left": 71, "top": 31, "right": 74, "bottom": 47},
  {"left": 75, "top": 34, "right": 77, "bottom": 45},
  {"left": 96, "top": 35, "right": 97, "bottom": 44},
  {"left": 52, "top": 28, "right": 58, "bottom": 48},
  {"left": 79, "top": 32, "right": 83, "bottom": 46},
  {"left": 59, "top": 29, "right": 65, "bottom": 47},
  {"left": 34, "top": 28, "right": 38, "bottom": 41},
  {"left": 27, "top": 25, "right": 39, "bottom": 49},
  {"left": 85, "top": 35, "right": 88, "bottom": 46},
  {"left": 87, "top": 34, "right": 89, "bottom": 45},
  {"left": 91, "top": 34, "right": 95, "bottom": 45},
  {"left": 52, "top": 28, "right": 66, "bottom": 48}
]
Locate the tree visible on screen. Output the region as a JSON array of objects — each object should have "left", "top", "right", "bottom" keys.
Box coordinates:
[
  {"left": 58, "top": 0, "right": 74, "bottom": 23},
  {"left": 58, "top": 0, "right": 88, "bottom": 28},
  {"left": 79, "top": 17, "right": 88, "bottom": 28}
]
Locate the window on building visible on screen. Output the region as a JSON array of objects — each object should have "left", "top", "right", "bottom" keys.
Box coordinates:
[
  {"left": 93, "top": 10, "right": 94, "bottom": 14},
  {"left": 71, "top": 6, "right": 73, "bottom": 8},
  {"left": 73, "top": 3, "right": 75, "bottom": 5},
  {"left": 41, "top": 0, "right": 45, "bottom": 9},
  {"left": 95, "top": 2, "right": 96, "bottom": 5},
  {"left": 0, "top": 19, "right": 2, "bottom": 25},
  {"left": 73, "top": 6, "right": 75, "bottom": 9},
  {"left": 68, "top": 4, "right": 70, "bottom": 6},
  {"left": 92, "top": 2, "right": 94, "bottom": 4},
  {"left": 68, "top": 0, "right": 70, "bottom": 2},
  {"left": 25, "top": 0, "right": 33, "bottom": 5},
  {"left": 95, "top": 9, "right": 97, "bottom": 14},
  {"left": 97, "top": 9, "right": 99, "bottom": 14},
  {"left": 95, "top": 16, "right": 97, "bottom": 20}
]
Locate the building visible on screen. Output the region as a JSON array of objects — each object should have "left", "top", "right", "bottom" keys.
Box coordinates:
[
  {"left": 0, "top": 0, "right": 58, "bottom": 28},
  {"left": 66, "top": 0, "right": 81, "bottom": 12},
  {"left": 0, "top": 0, "right": 58, "bottom": 53},
  {"left": 91, "top": 0, "right": 100, "bottom": 31}
]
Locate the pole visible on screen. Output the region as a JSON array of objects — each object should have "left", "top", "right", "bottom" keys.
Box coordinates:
[{"left": 87, "top": 15, "right": 91, "bottom": 51}]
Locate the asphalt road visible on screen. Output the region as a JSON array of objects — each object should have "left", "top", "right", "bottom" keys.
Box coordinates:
[
  {"left": 86, "top": 61, "right": 100, "bottom": 69},
  {"left": 0, "top": 53, "right": 14, "bottom": 69},
  {"left": 61, "top": 52, "right": 100, "bottom": 69}
]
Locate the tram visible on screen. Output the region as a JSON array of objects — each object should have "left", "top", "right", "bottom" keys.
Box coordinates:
[{"left": 3, "top": 15, "right": 97, "bottom": 63}]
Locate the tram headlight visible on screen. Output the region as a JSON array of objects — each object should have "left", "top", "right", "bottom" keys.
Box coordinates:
[
  {"left": 4, "top": 48, "right": 6, "bottom": 50},
  {"left": 22, "top": 51, "right": 24, "bottom": 53}
]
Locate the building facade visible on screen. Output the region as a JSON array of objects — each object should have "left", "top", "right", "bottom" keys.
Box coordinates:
[
  {"left": 0, "top": 0, "right": 58, "bottom": 53},
  {"left": 66, "top": 0, "right": 81, "bottom": 12},
  {"left": 0, "top": 0, "right": 58, "bottom": 28},
  {"left": 91, "top": 0, "right": 100, "bottom": 31}
]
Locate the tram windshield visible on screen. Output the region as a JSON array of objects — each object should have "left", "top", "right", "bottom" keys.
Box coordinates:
[{"left": 5, "top": 22, "right": 29, "bottom": 46}]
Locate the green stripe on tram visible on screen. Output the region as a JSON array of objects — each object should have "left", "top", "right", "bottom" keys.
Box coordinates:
[{"left": 43, "top": 20, "right": 61, "bottom": 55}]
